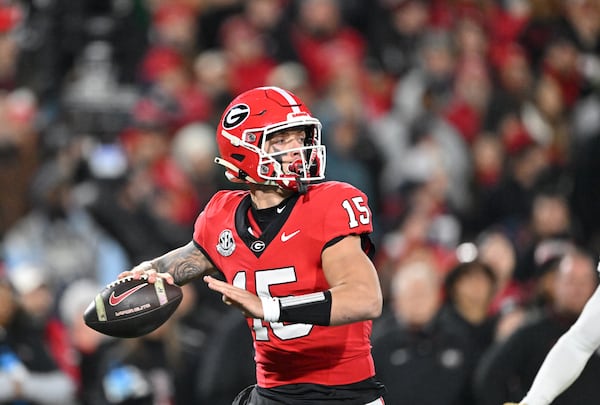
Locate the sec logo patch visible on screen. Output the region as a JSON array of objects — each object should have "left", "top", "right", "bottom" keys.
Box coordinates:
[{"left": 217, "top": 229, "right": 236, "bottom": 256}]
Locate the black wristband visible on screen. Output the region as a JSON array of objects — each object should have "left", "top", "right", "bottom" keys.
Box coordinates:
[{"left": 278, "top": 290, "right": 332, "bottom": 326}]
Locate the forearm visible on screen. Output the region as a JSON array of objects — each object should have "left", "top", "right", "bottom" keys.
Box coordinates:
[
  {"left": 328, "top": 281, "right": 383, "bottom": 325},
  {"left": 262, "top": 268, "right": 382, "bottom": 326},
  {"left": 521, "top": 331, "right": 593, "bottom": 405},
  {"left": 147, "top": 242, "right": 215, "bottom": 285},
  {"left": 522, "top": 286, "right": 600, "bottom": 405}
]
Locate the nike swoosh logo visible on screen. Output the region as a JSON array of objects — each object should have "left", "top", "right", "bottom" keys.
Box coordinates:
[
  {"left": 276, "top": 205, "right": 286, "bottom": 214},
  {"left": 281, "top": 230, "right": 300, "bottom": 242},
  {"left": 109, "top": 283, "right": 148, "bottom": 306}
]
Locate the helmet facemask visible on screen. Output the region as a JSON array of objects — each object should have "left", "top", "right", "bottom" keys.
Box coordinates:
[{"left": 257, "top": 121, "right": 326, "bottom": 190}]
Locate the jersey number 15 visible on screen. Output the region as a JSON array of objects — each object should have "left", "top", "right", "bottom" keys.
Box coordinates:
[{"left": 233, "top": 268, "right": 313, "bottom": 341}]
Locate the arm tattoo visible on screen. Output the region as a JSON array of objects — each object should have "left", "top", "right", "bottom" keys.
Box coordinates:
[{"left": 153, "top": 242, "right": 214, "bottom": 285}]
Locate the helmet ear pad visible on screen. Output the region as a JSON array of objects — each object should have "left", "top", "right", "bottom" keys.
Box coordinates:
[{"left": 215, "top": 86, "right": 326, "bottom": 191}]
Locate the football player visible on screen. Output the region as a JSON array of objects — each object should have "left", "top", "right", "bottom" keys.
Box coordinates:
[{"left": 119, "top": 86, "right": 386, "bottom": 404}]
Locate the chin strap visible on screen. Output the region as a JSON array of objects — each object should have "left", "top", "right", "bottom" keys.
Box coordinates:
[
  {"left": 215, "top": 157, "right": 257, "bottom": 184},
  {"left": 287, "top": 159, "right": 309, "bottom": 194},
  {"left": 297, "top": 178, "right": 308, "bottom": 194}
]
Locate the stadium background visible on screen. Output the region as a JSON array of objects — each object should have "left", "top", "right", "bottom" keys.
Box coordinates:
[{"left": 0, "top": 0, "right": 599, "bottom": 403}]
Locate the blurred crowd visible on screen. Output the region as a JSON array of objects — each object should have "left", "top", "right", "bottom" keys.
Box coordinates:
[{"left": 0, "top": 0, "right": 599, "bottom": 403}]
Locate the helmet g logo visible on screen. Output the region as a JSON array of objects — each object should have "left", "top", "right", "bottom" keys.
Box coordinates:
[{"left": 223, "top": 104, "right": 250, "bottom": 129}]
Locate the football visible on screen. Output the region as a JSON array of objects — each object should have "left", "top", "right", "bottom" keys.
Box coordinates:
[{"left": 83, "top": 275, "right": 183, "bottom": 338}]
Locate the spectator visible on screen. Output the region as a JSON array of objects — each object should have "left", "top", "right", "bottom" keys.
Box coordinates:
[
  {"left": 218, "top": 15, "right": 277, "bottom": 95},
  {"left": 313, "top": 79, "right": 384, "bottom": 216},
  {"left": 86, "top": 121, "right": 202, "bottom": 264},
  {"left": 241, "top": 0, "right": 298, "bottom": 63},
  {"left": 514, "top": 188, "right": 578, "bottom": 283},
  {"left": 179, "top": 280, "right": 236, "bottom": 404},
  {"left": 171, "top": 122, "right": 226, "bottom": 206},
  {"left": 290, "top": 0, "right": 366, "bottom": 93},
  {"left": 372, "top": 259, "right": 476, "bottom": 405},
  {"left": 476, "top": 229, "right": 527, "bottom": 315},
  {"left": 526, "top": 238, "right": 574, "bottom": 315},
  {"left": 391, "top": 29, "right": 457, "bottom": 124},
  {"left": 365, "top": 0, "right": 430, "bottom": 79},
  {"left": 484, "top": 43, "right": 534, "bottom": 136},
  {"left": 539, "top": 36, "right": 584, "bottom": 110},
  {"left": 149, "top": 2, "right": 200, "bottom": 57},
  {"left": 439, "top": 259, "right": 498, "bottom": 367},
  {"left": 0, "top": 4, "right": 21, "bottom": 90},
  {"left": 136, "top": 45, "right": 214, "bottom": 133},
  {"left": 266, "top": 61, "right": 315, "bottom": 110},
  {"left": 475, "top": 142, "right": 551, "bottom": 237},
  {"left": 474, "top": 247, "right": 600, "bottom": 405},
  {"left": 195, "top": 308, "right": 255, "bottom": 404},
  {"left": 443, "top": 58, "right": 492, "bottom": 144},
  {"left": 2, "top": 160, "right": 130, "bottom": 288},
  {"left": 464, "top": 133, "right": 506, "bottom": 236},
  {"left": 8, "top": 263, "right": 79, "bottom": 382},
  {"left": 0, "top": 89, "right": 40, "bottom": 236},
  {"left": 192, "top": 49, "right": 234, "bottom": 125},
  {"left": 0, "top": 274, "right": 77, "bottom": 404},
  {"left": 58, "top": 278, "right": 118, "bottom": 405}
]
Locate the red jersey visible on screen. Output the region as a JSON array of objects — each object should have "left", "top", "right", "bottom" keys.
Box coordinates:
[{"left": 193, "top": 181, "right": 377, "bottom": 388}]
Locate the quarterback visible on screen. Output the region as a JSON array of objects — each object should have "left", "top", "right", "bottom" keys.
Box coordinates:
[{"left": 119, "top": 86, "right": 386, "bottom": 404}]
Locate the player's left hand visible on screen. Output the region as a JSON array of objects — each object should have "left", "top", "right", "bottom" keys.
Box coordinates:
[
  {"left": 203, "top": 275, "right": 264, "bottom": 319},
  {"left": 118, "top": 261, "right": 175, "bottom": 285}
]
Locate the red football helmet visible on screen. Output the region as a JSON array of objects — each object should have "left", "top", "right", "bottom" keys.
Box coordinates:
[{"left": 215, "top": 86, "right": 326, "bottom": 191}]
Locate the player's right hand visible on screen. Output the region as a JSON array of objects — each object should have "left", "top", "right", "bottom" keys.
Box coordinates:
[{"left": 118, "top": 261, "right": 175, "bottom": 285}]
